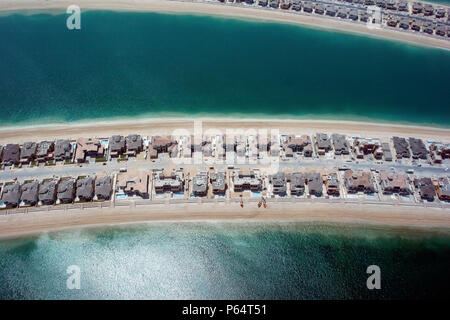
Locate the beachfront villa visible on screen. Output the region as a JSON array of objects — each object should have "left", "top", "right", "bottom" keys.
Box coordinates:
[
  {"left": 288, "top": 172, "right": 305, "bottom": 195},
  {"left": 353, "top": 138, "right": 383, "bottom": 160},
  {"left": 2, "top": 144, "right": 20, "bottom": 166},
  {"left": 20, "top": 142, "right": 37, "bottom": 164},
  {"left": 393, "top": 136, "right": 411, "bottom": 159},
  {"left": 1, "top": 182, "right": 21, "bottom": 208},
  {"left": 150, "top": 136, "right": 178, "bottom": 158},
  {"left": 20, "top": 180, "right": 39, "bottom": 206},
  {"left": 192, "top": 172, "right": 208, "bottom": 197},
  {"left": 153, "top": 169, "right": 184, "bottom": 194},
  {"left": 117, "top": 171, "right": 149, "bottom": 198},
  {"left": 315, "top": 133, "right": 332, "bottom": 155},
  {"left": 233, "top": 170, "right": 262, "bottom": 192},
  {"left": 38, "top": 180, "right": 58, "bottom": 205},
  {"left": 76, "top": 177, "right": 95, "bottom": 202},
  {"left": 408, "top": 138, "right": 428, "bottom": 160},
  {"left": 95, "top": 176, "right": 113, "bottom": 200},
  {"left": 210, "top": 172, "right": 227, "bottom": 195},
  {"left": 75, "top": 138, "right": 104, "bottom": 163},
  {"left": 54, "top": 139, "right": 72, "bottom": 162},
  {"left": 109, "top": 135, "right": 126, "bottom": 158},
  {"left": 414, "top": 177, "right": 436, "bottom": 201},
  {"left": 379, "top": 171, "right": 411, "bottom": 195},
  {"left": 332, "top": 134, "right": 350, "bottom": 155},
  {"left": 36, "top": 141, "right": 54, "bottom": 162},
  {"left": 270, "top": 172, "right": 287, "bottom": 195},
  {"left": 306, "top": 172, "right": 323, "bottom": 196},
  {"left": 125, "top": 134, "right": 143, "bottom": 156},
  {"left": 326, "top": 173, "right": 340, "bottom": 196},
  {"left": 57, "top": 178, "right": 76, "bottom": 203},
  {"left": 344, "top": 170, "right": 375, "bottom": 194}
]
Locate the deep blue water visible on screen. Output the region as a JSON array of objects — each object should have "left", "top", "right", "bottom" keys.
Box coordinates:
[
  {"left": 0, "top": 222, "right": 449, "bottom": 299},
  {"left": 0, "top": 11, "right": 449, "bottom": 127}
]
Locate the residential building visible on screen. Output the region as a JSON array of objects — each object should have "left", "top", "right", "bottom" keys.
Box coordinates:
[
  {"left": 95, "top": 176, "right": 112, "bottom": 200},
  {"left": 233, "top": 170, "right": 262, "bottom": 192},
  {"left": 332, "top": 134, "right": 350, "bottom": 155},
  {"left": 270, "top": 172, "right": 287, "bottom": 195},
  {"left": 38, "top": 180, "right": 57, "bottom": 205},
  {"left": 379, "top": 171, "right": 411, "bottom": 195},
  {"left": 326, "top": 173, "right": 340, "bottom": 196},
  {"left": 36, "top": 141, "right": 54, "bottom": 162},
  {"left": 2, "top": 144, "right": 20, "bottom": 166},
  {"left": 408, "top": 138, "right": 428, "bottom": 159},
  {"left": 20, "top": 181, "right": 39, "bottom": 206},
  {"left": 344, "top": 170, "right": 375, "bottom": 194},
  {"left": 20, "top": 142, "right": 37, "bottom": 163},
  {"left": 57, "top": 178, "right": 76, "bottom": 203},
  {"left": 126, "top": 134, "right": 143, "bottom": 156},
  {"left": 153, "top": 169, "right": 184, "bottom": 193},
  {"left": 288, "top": 172, "right": 305, "bottom": 195},
  {"left": 393, "top": 136, "right": 410, "bottom": 159},
  {"left": 210, "top": 172, "right": 227, "bottom": 194},
  {"left": 192, "top": 172, "right": 208, "bottom": 197},
  {"left": 75, "top": 138, "right": 104, "bottom": 163},
  {"left": 382, "top": 143, "right": 393, "bottom": 161},
  {"left": 109, "top": 135, "right": 126, "bottom": 157},
  {"left": 54, "top": 139, "right": 72, "bottom": 161},
  {"left": 118, "top": 171, "right": 149, "bottom": 197},
  {"left": 315, "top": 133, "right": 332, "bottom": 155},
  {"left": 306, "top": 172, "right": 323, "bottom": 196},
  {"left": 1, "top": 182, "right": 21, "bottom": 208},
  {"left": 414, "top": 177, "right": 436, "bottom": 201}
]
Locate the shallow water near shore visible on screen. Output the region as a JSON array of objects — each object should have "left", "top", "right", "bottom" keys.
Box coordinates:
[
  {"left": 0, "top": 222, "right": 449, "bottom": 299},
  {"left": 0, "top": 11, "right": 449, "bottom": 128}
]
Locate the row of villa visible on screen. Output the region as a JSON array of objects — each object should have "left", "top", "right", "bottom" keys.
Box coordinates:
[
  {"left": 1, "top": 133, "right": 449, "bottom": 167},
  {"left": 0, "top": 176, "right": 112, "bottom": 208},
  {"left": 217, "top": 0, "right": 450, "bottom": 37},
  {"left": 1, "top": 167, "right": 449, "bottom": 209}
]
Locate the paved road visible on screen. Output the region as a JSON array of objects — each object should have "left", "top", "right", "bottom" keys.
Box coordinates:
[{"left": 0, "top": 154, "right": 448, "bottom": 182}]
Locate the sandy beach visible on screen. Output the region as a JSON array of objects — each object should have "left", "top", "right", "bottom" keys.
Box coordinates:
[
  {"left": 1, "top": 201, "right": 449, "bottom": 239},
  {"left": 0, "top": 0, "right": 449, "bottom": 50},
  {"left": 0, "top": 118, "right": 449, "bottom": 145}
]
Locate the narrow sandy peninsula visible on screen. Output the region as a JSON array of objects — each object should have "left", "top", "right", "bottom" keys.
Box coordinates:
[{"left": 0, "top": 0, "right": 449, "bottom": 50}]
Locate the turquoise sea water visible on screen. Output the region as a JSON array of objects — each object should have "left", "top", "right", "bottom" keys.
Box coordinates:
[
  {"left": 0, "top": 11, "right": 449, "bottom": 128},
  {"left": 0, "top": 222, "right": 449, "bottom": 299}
]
